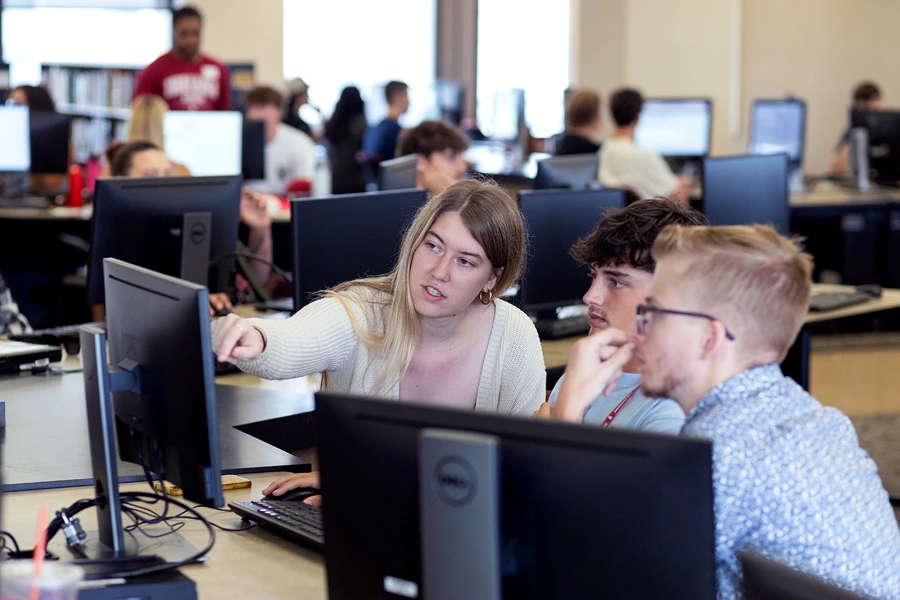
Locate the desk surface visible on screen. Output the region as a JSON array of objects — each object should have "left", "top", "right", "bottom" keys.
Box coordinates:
[
  {"left": 3, "top": 472, "right": 327, "bottom": 600},
  {"left": 790, "top": 185, "right": 900, "bottom": 208}
]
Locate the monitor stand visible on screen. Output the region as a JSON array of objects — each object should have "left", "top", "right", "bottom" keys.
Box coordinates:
[
  {"left": 533, "top": 306, "right": 590, "bottom": 340},
  {"left": 77, "top": 326, "right": 202, "bottom": 564}
]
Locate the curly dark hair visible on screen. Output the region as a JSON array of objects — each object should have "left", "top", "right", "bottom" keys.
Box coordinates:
[
  {"left": 396, "top": 120, "right": 469, "bottom": 158},
  {"left": 571, "top": 198, "right": 708, "bottom": 272}
]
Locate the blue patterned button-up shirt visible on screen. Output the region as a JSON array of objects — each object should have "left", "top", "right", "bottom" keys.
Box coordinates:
[{"left": 683, "top": 365, "right": 900, "bottom": 599}]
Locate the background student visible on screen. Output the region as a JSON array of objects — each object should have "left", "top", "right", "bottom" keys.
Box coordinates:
[
  {"left": 554, "top": 224, "right": 900, "bottom": 599},
  {"left": 133, "top": 5, "right": 231, "bottom": 111},
  {"left": 554, "top": 89, "right": 602, "bottom": 156},
  {"left": 396, "top": 120, "right": 469, "bottom": 196},
  {"left": 362, "top": 80, "right": 409, "bottom": 165},
  {"left": 828, "top": 81, "right": 884, "bottom": 177},
  {"left": 599, "top": 88, "right": 691, "bottom": 202},
  {"left": 324, "top": 86, "right": 369, "bottom": 194},
  {"left": 243, "top": 85, "right": 317, "bottom": 196}
]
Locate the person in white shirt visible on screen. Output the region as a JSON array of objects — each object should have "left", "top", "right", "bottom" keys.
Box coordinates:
[
  {"left": 600, "top": 88, "right": 691, "bottom": 202},
  {"left": 244, "top": 85, "right": 317, "bottom": 195}
]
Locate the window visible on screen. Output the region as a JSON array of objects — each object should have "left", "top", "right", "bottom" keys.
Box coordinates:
[
  {"left": 477, "top": 0, "right": 570, "bottom": 139},
  {"left": 2, "top": 6, "right": 171, "bottom": 85},
  {"left": 283, "top": 0, "right": 436, "bottom": 128}
]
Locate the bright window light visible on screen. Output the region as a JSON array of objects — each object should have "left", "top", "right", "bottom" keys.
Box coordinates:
[
  {"left": 283, "top": 0, "right": 436, "bottom": 128},
  {"left": 477, "top": 0, "right": 570, "bottom": 139}
]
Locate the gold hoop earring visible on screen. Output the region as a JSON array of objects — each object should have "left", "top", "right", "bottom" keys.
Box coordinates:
[{"left": 479, "top": 289, "right": 493, "bottom": 305}]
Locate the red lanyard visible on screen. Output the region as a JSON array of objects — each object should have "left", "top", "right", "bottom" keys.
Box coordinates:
[{"left": 601, "top": 386, "right": 641, "bottom": 427}]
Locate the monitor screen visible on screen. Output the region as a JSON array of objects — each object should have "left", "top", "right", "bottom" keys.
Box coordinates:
[
  {"left": 291, "top": 189, "right": 429, "bottom": 310},
  {"left": 634, "top": 98, "right": 712, "bottom": 157},
  {"left": 0, "top": 105, "right": 30, "bottom": 172},
  {"left": 88, "top": 176, "right": 242, "bottom": 305},
  {"left": 490, "top": 89, "right": 524, "bottom": 141},
  {"left": 164, "top": 111, "right": 243, "bottom": 176},
  {"left": 749, "top": 100, "right": 806, "bottom": 164},
  {"left": 518, "top": 188, "right": 628, "bottom": 311},
  {"left": 317, "top": 392, "right": 716, "bottom": 600}
]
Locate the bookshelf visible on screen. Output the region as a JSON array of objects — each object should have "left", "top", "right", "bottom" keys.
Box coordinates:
[{"left": 41, "top": 63, "right": 139, "bottom": 162}]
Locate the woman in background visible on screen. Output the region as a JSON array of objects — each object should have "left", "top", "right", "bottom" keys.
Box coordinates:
[{"left": 323, "top": 86, "right": 368, "bottom": 194}]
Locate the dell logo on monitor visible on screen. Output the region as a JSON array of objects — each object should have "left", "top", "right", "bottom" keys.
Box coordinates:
[{"left": 433, "top": 456, "right": 477, "bottom": 507}]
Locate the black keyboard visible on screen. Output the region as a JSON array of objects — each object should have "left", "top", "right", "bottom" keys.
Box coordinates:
[
  {"left": 808, "top": 291, "right": 872, "bottom": 312},
  {"left": 535, "top": 314, "right": 590, "bottom": 340},
  {"left": 229, "top": 499, "right": 324, "bottom": 552}
]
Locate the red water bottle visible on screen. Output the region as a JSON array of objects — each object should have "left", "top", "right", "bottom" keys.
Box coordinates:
[{"left": 67, "top": 164, "right": 84, "bottom": 208}]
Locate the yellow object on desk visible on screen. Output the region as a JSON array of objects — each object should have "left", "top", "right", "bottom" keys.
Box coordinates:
[{"left": 154, "top": 474, "right": 252, "bottom": 496}]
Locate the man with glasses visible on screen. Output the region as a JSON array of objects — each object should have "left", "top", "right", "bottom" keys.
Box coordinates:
[
  {"left": 553, "top": 224, "right": 900, "bottom": 599},
  {"left": 536, "top": 198, "right": 707, "bottom": 434}
]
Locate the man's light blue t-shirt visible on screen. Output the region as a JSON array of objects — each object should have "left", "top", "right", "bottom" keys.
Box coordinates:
[{"left": 548, "top": 372, "right": 685, "bottom": 435}]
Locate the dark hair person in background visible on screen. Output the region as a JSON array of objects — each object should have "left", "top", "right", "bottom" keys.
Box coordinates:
[
  {"left": 324, "top": 86, "right": 368, "bottom": 194},
  {"left": 829, "top": 81, "right": 884, "bottom": 177},
  {"left": 362, "top": 80, "right": 409, "bottom": 164},
  {"left": 8, "top": 85, "right": 56, "bottom": 111},
  {"left": 133, "top": 5, "right": 231, "bottom": 111}
]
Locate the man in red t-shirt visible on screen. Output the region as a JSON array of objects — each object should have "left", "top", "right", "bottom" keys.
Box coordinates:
[{"left": 133, "top": 5, "right": 231, "bottom": 111}]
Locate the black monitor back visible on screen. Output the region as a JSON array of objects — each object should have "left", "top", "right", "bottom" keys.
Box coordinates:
[
  {"left": 851, "top": 109, "right": 900, "bottom": 186},
  {"left": 533, "top": 154, "right": 600, "bottom": 189},
  {"left": 104, "top": 258, "right": 223, "bottom": 507},
  {"left": 702, "top": 153, "right": 790, "bottom": 234},
  {"left": 242, "top": 119, "right": 266, "bottom": 180},
  {"left": 290, "top": 189, "right": 428, "bottom": 310},
  {"left": 740, "top": 552, "right": 867, "bottom": 600},
  {"left": 30, "top": 111, "right": 70, "bottom": 174},
  {"left": 377, "top": 154, "right": 419, "bottom": 191},
  {"left": 519, "top": 188, "right": 627, "bottom": 312},
  {"left": 317, "top": 392, "right": 716, "bottom": 600},
  {"left": 88, "top": 176, "right": 242, "bottom": 305}
]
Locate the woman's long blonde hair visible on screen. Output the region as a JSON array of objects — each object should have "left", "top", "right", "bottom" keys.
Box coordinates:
[
  {"left": 324, "top": 179, "right": 526, "bottom": 394},
  {"left": 126, "top": 94, "right": 168, "bottom": 148}
]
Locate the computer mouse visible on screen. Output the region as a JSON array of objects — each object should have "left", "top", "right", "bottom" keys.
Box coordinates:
[
  {"left": 263, "top": 487, "right": 321, "bottom": 502},
  {"left": 213, "top": 306, "right": 233, "bottom": 317}
]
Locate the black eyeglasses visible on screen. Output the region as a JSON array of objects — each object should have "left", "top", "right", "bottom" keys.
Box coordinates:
[{"left": 636, "top": 304, "right": 736, "bottom": 341}]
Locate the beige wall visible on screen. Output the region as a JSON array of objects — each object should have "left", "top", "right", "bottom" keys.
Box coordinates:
[
  {"left": 742, "top": 0, "right": 900, "bottom": 173},
  {"left": 191, "top": 0, "right": 284, "bottom": 90}
]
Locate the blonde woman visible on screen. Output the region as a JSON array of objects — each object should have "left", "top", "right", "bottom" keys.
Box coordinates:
[
  {"left": 101, "top": 94, "right": 190, "bottom": 176},
  {"left": 211, "top": 179, "right": 546, "bottom": 501}
]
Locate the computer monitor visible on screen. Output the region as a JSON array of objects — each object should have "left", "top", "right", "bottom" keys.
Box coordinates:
[
  {"left": 634, "top": 98, "right": 712, "bottom": 158},
  {"left": 850, "top": 109, "right": 900, "bottom": 186},
  {"left": 490, "top": 89, "right": 525, "bottom": 142},
  {"left": 291, "top": 189, "right": 428, "bottom": 310},
  {"left": 87, "top": 176, "right": 243, "bottom": 305},
  {"left": 702, "top": 153, "right": 790, "bottom": 235},
  {"left": 518, "top": 188, "right": 627, "bottom": 313},
  {"left": 242, "top": 118, "right": 266, "bottom": 180},
  {"left": 435, "top": 80, "right": 464, "bottom": 125},
  {"left": 740, "top": 552, "right": 867, "bottom": 600},
  {"left": 78, "top": 258, "right": 223, "bottom": 561},
  {"left": 163, "top": 110, "right": 243, "bottom": 176},
  {"left": 749, "top": 99, "right": 807, "bottom": 167},
  {"left": 533, "top": 154, "right": 600, "bottom": 189},
  {"left": 316, "top": 392, "right": 716, "bottom": 600},
  {"left": 30, "top": 111, "right": 71, "bottom": 174},
  {"left": 0, "top": 105, "right": 30, "bottom": 172},
  {"left": 377, "top": 154, "right": 419, "bottom": 191}
]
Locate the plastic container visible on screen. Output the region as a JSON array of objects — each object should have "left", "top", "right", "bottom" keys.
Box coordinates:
[{"left": 1, "top": 560, "right": 83, "bottom": 600}]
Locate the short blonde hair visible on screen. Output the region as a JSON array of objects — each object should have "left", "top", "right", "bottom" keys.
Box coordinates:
[
  {"left": 127, "top": 94, "right": 168, "bottom": 148},
  {"left": 652, "top": 225, "right": 813, "bottom": 363}
]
